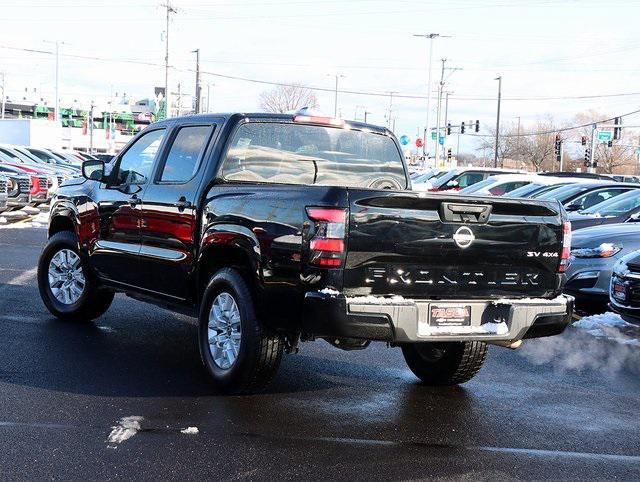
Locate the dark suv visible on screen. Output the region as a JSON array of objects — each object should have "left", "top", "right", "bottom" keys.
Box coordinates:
[{"left": 38, "top": 113, "right": 573, "bottom": 393}]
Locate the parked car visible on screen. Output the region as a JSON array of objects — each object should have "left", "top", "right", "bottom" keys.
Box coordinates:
[
  {"left": 568, "top": 189, "right": 640, "bottom": 230},
  {"left": 0, "top": 175, "right": 8, "bottom": 213},
  {"left": 39, "top": 112, "right": 573, "bottom": 394},
  {"left": 0, "top": 165, "right": 31, "bottom": 211},
  {"left": 604, "top": 174, "right": 640, "bottom": 183},
  {"left": 534, "top": 181, "right": 638, "bottom": 212},
  {"left": 610, "top": 250, "right": 640, "bottom": 325},
  {"left": 539, "top": 171, "right": 612, "bottom": 181},
  {"left": 0, "top": 162, "right": 50, "bottom": 205},
  {"left": 458, "top": 174, "right": 535, "bottom": 196},
  {"left": 506, "top": 176, "right": 586, "bottom": 198},
  {"left": 23, "top": 147, "right": 81, "bottom": 173},
  {"left": 429, "top": 168, "right": 526, "bottom": 192},
  {"left": 92, "top": 153, "right": 115, "bottom": 163},
  {"left": 565, "top": 223, "right": 640, "bottom": 314}
]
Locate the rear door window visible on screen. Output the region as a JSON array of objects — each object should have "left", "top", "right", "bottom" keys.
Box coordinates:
[
  {"left": 221, "top": 122, "right": 406, "bottom": 189},
  {"left": 159, "top": 126, "right": 212, "bottom": 183},
  {"left": 455, "top": 172, "right": 485, "bottom": 188}
]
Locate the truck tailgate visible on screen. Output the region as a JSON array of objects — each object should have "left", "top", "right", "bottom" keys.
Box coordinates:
[{"left": 343, "top": 190, "right": 564, "bottom": 299}]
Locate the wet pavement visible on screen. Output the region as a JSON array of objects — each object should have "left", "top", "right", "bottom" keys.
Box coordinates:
[{"left": 0, "top": 226, "right": 639, "bottom": 480}]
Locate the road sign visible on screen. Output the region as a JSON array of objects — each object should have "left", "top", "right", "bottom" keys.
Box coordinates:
[
  {"left": 438, "top": 136, "right": 445, "bottom": 145},
  {"left": 431, "top": 131, "right": 437, "bottom": 140},
  {"left": 598, "top": 131, "right": 613, "bottom": 142}
]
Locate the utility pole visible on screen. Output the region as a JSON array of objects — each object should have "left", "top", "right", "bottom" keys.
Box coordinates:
[
  {"left": 434, "top": 58, "right": 447, "bottom": 166},
  {"left": 386, "top": 91, "right": 396, "bottom": 129},
  {"left": 162, "top": 2, "right": 177, "bottom": 118},
  {"left": 589, "top": 123, "right": 597, "bottom": 174},
  {"left": 493, "top": 76, "right": 502, "bottom": 168},
  {"left": 331, "top": 74, "right": 345, "bottom": 117},
  {"left": 206, "top": 83, "right": 214, "bottom": 112},
  {"left": 414, "top": 33, "right": 449, "bottom": 158},
  {"left": 44, "top": 41, "right": 66, "bottom": 122},
  {"left": 1, "top": 72, "right": 5, "bottom": 120},
  {"left": 88, "top": 101, "right": 94, "bottom": 154},
  {"left": 192, "top": 49, "right": 200, "bottom": 114}
]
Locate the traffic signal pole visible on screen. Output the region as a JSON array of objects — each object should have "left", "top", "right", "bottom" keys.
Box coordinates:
[{"left": 589, "top": 123, "right": 597, "bottom": 174}]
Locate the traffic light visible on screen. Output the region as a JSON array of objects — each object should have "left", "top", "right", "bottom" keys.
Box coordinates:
[
  {"left": 584, "top": 147, "right": 591, "bottom": 167},
  {"left": 614, "top": 117, "right": 622, "bottom": 140},
  {"left": 607, "top": 140, "right": 613, "bottom": 148},
  {"left": 460, "top": 122, "right": 465, "bottom": 134},
  {"left": 581, "top": 136, "right": 587, "bottom": 146},
  {"left": 447, "top": 123, "right": 452, "bottom": 135},
  {"left": 475, "top": 120, "right": 480, "bottom": 132},
  {"left": 554, "top": 135, "right": 562, "bottom": 162},
  {"left": 447, "top": 148, "right": 452, "bottom": 161}
]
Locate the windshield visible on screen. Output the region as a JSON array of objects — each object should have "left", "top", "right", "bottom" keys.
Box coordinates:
[
  {"left": 581, "top": 189, "right": 640, "bottom": 216},
  {"left": 535, "top": 183, "right": 602, "bottom": 202},
  {"left": 222, "top": 122, "right": 407, "bottom": 189},
  {"left": 507, "top": 183, "right": 545, "bottom": 198},
  {"left": 458, "top": 177, "right": 496, "bottom": 194}
]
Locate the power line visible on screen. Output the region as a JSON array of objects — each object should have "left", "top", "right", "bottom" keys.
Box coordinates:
[
  {"left": 2, "top": 43, "right": 640, "bottom": 103},
  {"left": 468, "top": 108, "right": 640, "bottom": 138}
]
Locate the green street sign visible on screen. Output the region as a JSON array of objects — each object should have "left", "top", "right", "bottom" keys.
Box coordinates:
[
  {"left": 431, "top": 131, "right": 437, "bottom": 140},
  {"left": 598, "top": 131, "right": 613, "bottom": 142}
]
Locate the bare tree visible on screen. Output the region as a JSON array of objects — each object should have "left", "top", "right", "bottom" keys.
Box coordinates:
[{"left": 259, "top": 84, "right": 319, "bottom": 113}]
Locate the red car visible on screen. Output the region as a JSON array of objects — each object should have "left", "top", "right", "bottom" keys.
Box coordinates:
[{"left": 0, "top": 162, "right": 50, "bottom": 205}]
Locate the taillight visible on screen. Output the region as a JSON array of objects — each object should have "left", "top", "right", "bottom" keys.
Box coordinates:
[
  {"left": 307, "top": 207, "right": 347, "bottom": 268},
  {"left": 559, "top": 221, "right": 571, "bottom": 273}
]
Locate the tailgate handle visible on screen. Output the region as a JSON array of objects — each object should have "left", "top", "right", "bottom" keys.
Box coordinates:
[{"left": 440, "top": 203, "right": 492, "bottom": 224}]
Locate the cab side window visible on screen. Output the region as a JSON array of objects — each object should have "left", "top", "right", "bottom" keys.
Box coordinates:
[
  {"left": 115, "top": 129, "right": 165, "bottom": 185},
  {"left": 159, "top": 126, "right": 212, "bottom": 182}
]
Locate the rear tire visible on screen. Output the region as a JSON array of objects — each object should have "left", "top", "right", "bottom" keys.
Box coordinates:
[
  {"left": 198, "top": 268, "right": 284, "bottom": 394},
  {"left": 402, "top": 341, "right": 488, "bottom": 386},
  {"left": 38, "top": 231, "right": 114, "bottom": 322}
]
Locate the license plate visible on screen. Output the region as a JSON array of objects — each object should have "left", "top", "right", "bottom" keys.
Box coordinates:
[
  {"left": 612, "top": 281, "right": 627, "bottom": 301},
  {"left": 430, "top": 305, "right": 472, "bottom": 327}
]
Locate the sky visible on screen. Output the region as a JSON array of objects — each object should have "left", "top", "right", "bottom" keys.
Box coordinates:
[{"left": 1, "top": 0, "right": 640, "bottom": 155}]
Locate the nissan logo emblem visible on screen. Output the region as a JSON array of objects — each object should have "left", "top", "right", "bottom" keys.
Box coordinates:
[{"left": 453, "top": 226, "right": 475, "bottom": 249}]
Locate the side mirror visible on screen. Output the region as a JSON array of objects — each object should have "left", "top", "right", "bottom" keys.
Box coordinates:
[
  {"left": 82, "top": 160, "right": 106, "bottom": 182},
  {"left": 565, "top": 203, "right": 582, "bottom": 212},
  {"left": 446, "top": 180, "right": 459, "bottom": 188},
  {"left": 627, "top": 212, "right": 640, "bottom": 222}
]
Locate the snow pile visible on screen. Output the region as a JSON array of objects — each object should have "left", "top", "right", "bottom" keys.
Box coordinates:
[
  {"left": 419, "top": 321, "right": 509, "bottom": 336},
  {"left": 181, "top": 426, "right": 199, "bottom": 435},
  {"left": 0, "top": 211, "right": 49, "bottom": 230},
  {"left": 573, "top": 312, "right": 640, "bottom": 347},
  {"left": 347, "top": 295, "right": 414, "bottom": 305},
  {"left": 491, "top": 295, "right": 567, "bottom": 306},
  {"left": 520, "top": 312, "right": 640, "bottom": 374},
  {"left": 318, "top": 288, "right": 340, "bottom": 296},
  {"left": 107, "top": 416, "right": 144, "bottom": 447}
]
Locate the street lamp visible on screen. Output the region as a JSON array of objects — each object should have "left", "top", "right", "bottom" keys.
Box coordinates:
[
  {"left": 328, "top": 74, "right": 345, "bottom": 117},
  {"left": 494, "top": 76, "right": 502, "bottom": 168}
]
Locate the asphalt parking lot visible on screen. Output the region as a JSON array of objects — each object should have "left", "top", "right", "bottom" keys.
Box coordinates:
[{"left": 0, "top": 219, "right": 639, "bottom": 480}]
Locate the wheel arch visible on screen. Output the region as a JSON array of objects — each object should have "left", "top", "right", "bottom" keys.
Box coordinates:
[{"left": 197, "top": 225, "right": 263, "bottom": 305}]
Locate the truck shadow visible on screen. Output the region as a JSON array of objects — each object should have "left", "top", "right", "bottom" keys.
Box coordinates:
[{"left": 0, "top": 284, "right": 432, "bottom": 399}]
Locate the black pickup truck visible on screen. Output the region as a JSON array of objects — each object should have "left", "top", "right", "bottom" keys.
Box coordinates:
[{"left": 38, "top": 112, "right": 574, "bottom": 393}]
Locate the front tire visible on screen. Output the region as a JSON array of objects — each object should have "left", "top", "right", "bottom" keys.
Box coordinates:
[
  {"left": 38, "top": 231, "right": 114, "bottom": 322},
  {"left": 402, "top": 341, "right": 488, "bottom": 386},
  {"left": 198, "top": 268, "right": 284, "bottom": 394}
]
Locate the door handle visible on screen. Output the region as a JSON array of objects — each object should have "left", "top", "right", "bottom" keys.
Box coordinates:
[
  {"left": 128, "top": 194, "right": 141, "bottom": 207},
  {"left": 174, "top": 197, "right": 192, "bottom": 211}
]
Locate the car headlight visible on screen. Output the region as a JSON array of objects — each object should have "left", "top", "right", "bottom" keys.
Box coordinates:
[
  {"left": 571, "top": 243, "right": 622, "bottom": 259},
  {"left": 7, "top": 178, "right": 17, "bottom": 196}
]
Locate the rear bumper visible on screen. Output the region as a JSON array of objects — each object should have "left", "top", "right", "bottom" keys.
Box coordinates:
[{"left": 302, "top": 292, "right": 574, "bottom": 343}]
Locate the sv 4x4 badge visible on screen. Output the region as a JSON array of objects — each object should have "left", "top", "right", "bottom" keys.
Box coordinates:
[{"left": 527, "top": 251, "right": 559, "bottom": 258}]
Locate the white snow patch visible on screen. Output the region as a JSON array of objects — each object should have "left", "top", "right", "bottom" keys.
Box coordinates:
[
  {"left": 107, "top": 416, "right": 143, "bottom": 446},
  {"left": 347, "top": 295, "right": 414, "bottom": 305},
  {"left": 0, "top": 217, "right": 6, "bottom": 224},
  {"left": 181, "top": 426, "right": 199, "bottom": 435},
  {"left": 419, "top": 321, "right": 509, "bottom": 336},
  {"left": 0, "top": 211, "right": 49, "bottom": 229},
  {"left": 573, "top": 312, "right": 630, "bottom": 330},
  {"left": 491, "top": 295, "right": 567, "bottom": 306},
  {"left": 319, "top": 288, "right": 340, "bottom": 296}
]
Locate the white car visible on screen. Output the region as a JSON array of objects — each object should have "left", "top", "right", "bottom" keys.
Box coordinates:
[{"left": 458, "top": 174, "right": 540, "bottom": 196}]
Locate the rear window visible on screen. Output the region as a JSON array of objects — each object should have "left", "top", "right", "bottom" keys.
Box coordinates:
[{"left": 221, "top": 122, "right": 406, "bottom": 189}]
